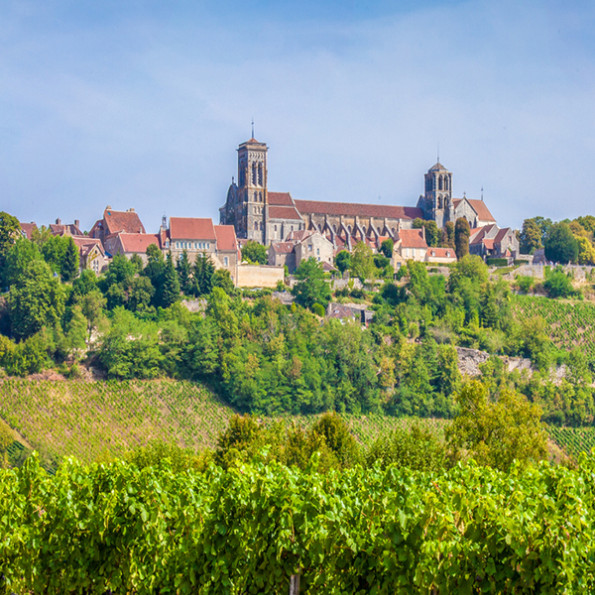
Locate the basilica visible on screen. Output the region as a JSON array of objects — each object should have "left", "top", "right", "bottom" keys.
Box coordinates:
[{"left": 219, "top": 136, "right": 498, "bottom": 250}]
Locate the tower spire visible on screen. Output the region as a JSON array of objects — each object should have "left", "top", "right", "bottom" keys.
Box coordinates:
[
  {"left": 481, "top": 186, "right": 484, "bottom": 201},
  {"left": 437, "top": 142, "right": 440, "bottom": 163},
  {"left": 251, "top": 118, "right": 255, "bottom": 139}
]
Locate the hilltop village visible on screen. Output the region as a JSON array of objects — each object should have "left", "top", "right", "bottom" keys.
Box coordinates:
[{"left": 16, "top": 136, "right": 520, "bottom": 285}]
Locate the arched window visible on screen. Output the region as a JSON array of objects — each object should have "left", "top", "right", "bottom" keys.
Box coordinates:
[
  {"left": 254, "top": 222, "right": 258, "bottom": 230},
  {"left": 348, "top": 225, "right": 352, "bottom": 233},
  {"left": 258, "top": 163, "right": 263, "bottom": 186},
  {"left": 252, "top": 163, "right": 257, "bottom": 185},
  {"left": 438, "top": 176, "right": 443, "bottom": 190}
]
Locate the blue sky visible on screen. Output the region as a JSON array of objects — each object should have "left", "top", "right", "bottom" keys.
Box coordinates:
[{"left": 1, "top": 0, "right": 594, "bottom": 232}]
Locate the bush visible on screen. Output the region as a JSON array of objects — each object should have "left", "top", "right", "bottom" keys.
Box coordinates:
[{"left": 486, "top": 258, "right": 508, "bottom": 267}]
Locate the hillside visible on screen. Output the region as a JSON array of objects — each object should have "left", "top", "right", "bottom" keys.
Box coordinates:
[{"left": 0, "top": 379, "right": 440, "bottom": 466}]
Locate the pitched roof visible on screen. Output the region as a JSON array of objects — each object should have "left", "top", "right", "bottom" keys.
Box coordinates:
[
  {"left": 429, "top": 162, "right": 448, "bottom": 172},
  {"left": 398, "top": 229, "right": 428, "bottom": 249},
  {"left": 169, "top": 217, "right": 216, "bottom": 240},
  {"left": 494, "top": 227, "right": 511, "bottom": 243},
  {"left": 271, "top": 242, "right": 295, "bottom": 254},
  {"left": 286, "top": 229, "right": 314, "bottom": 242},
  {"left": 466, "top": 199, "right": 496, "bottom": 222},
  {"left": 117, "top": 233, "right": 160, "bottom": 253},
  {"left": 268, "top": 205, "right": 302, "bottom": 220},
  {"left": 214, "top": 225, "right": 237, "bottom": 251},
  {"left": 71, "top": 235, "right": 105, "bottom": 256},
  {"left": 19, "top": 222, "right": 37, "bottom": 239},
  {"left": 268, "top": 192, "right": 294, "bottom": 206},
  {"left": 104, "top": 209, "right": 146, "bottom": 235},
  {"left": 426, "top": 247, "right": 455, "bottom": 258},
  {"left": 294, "top": 199, "right": 423, "bottom": 221}
]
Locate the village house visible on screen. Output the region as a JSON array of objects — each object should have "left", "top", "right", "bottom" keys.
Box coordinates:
[
  {"left": 90, "top": 207, "right": 146, "bottom": 245},
  {"left": 104, "top": 232, "right": 161, "bottom": 265},
  {"left": 469, "top": 224, "right": 519, "bottom": 259},
  {"left": 70, "top": 236, "right": 109, "bottom": 274},
  {"left": 394, "top": 228, "right": 428, "bottom": 262}
]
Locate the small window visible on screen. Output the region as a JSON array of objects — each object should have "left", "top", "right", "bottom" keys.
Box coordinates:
[{"left": 224, "top": 256, "right": 229, "bottom": 266}]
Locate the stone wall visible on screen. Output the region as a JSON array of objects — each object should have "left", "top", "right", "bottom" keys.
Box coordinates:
[{"left": 236, "top": 264, "right": 285, "bottom": 288}]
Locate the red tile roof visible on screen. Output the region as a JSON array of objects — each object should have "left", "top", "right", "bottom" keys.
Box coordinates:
[
  {"left": 494, "top": 227, "right": 510, "bottom": 243},
  {"left": 169, "top": 217, "right": 216, "bottom": 240},
  {"left": 214, "top": 225, "right": 237, "bottom": 251},
  {"left": 19, "top": 222, "right": 37, "bottom": 239},
  {"left": 118, "top": 233, "right": 160, "bottom": 253},
  {"left": 104, "top": 209, "right": 146, "bottom": 235},
  {"left": 268, "top": 192, "right": 294, "bottom": 206},
  {"left": 268, "top": 206, "right": 302, "bottom": 220},
  {"left": 483, "top": 239, "right": 495, "bottom": 250},
  {"left": 398, "top": 229, "right": 428, "bottom": 249},
  {"left": 466, "top": 199, "right": 496, "bottom": 222},
  {"left": 294, "top": 199, "right": 423, "bottom": 220},
  {"left": 426, "top": 247, "right": 455, "bottom": 259}
]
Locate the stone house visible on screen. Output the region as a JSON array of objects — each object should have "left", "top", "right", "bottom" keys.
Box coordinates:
[
  {"left": 90, "top": 207, "right": 146, "bottom": 245},
  {"left": 469, "top": 225, "right": 519, "bottom": 259},
  {"left": 426, "top": 247, "right": 457, "bottom": 264},
  {"left": 394, "top": 229, "right": 428, "bottom": 262},
  {"left": 105, "top": 232, "right": 161, "bottom": 264},
  {"left": 71, "top": 236, "right": 110, "bottom": 274}
]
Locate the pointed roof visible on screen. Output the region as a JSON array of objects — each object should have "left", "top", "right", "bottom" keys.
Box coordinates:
[
  {"left": 429, "top": 162, "right": 448, "bottom": 172},
  {"left": 169, "top": 217, "right": 216, "bottom": 240}
]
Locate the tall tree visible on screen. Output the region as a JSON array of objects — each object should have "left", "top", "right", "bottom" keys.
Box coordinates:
[
  {"left": 335, "top": 250, "right": 351, "bottom": 275},
  {"left": 61, "top": 237, "right": 79, "bottom": 282},
  {"left": 350, "top": 242, "right": 375, "bottom": 284},
  {"left": 0, "top": 211, "right": 21, "bottom": 272},
  {"left": 2, "top": 238, "right": 41, "bottom": 288},
  {"left": 441, "top": 221, "right": 455, "bottom": 248},
  {"left": 176, "top": 250, "right": 193, "bottom": 294},
  {"left": 519, "top": 218, "right": 543, "bottom": 254},
  {"left": 379, "top": 238, "right": 394, "bottom": 258},
  {"left": 544, "top": 222, "right": 579, "bottom": 264},
  {"left": 156, "top": 253, "right": 180, "bottom": 308},
  {"left": 454, "top": 218, "right": 470, "bottom": 260},
  {"left": 193, "top": 253, "right": 215, "bottom": 296}
]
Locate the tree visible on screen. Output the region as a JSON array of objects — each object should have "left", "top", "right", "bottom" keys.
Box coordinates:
[
  {"left": 0, "top": 211, "right": 21, "bottom": 272},
  {"left": 212, "top": 268, "right": 235, "bottom": 294},
  {"left": 454, "top": 218, "right": 470, "bottom": 260},
  {"left": 576, "top": 236, "right": 595, "bottom": 265},
  {"left": 379, "top": 238, "right": 394, "bottom": 259},
  {"left": 193, "top": 253, "right": 215, "bottom": 296},
  {"left": 2, "top": 238, "right": 41, "bottom": 288},
  {"left": 7, "top": 259, "right": 65, "bottom": 340},
  {"left": 176, "top": 250, "right": 193, "bottom": 294},
  {"left": 446, "top": 381, "right": 548, "bottom": 470},
  {"left": 543, "top": 267, "right": 576, "bottom": 299},
  {"left": 61, "top": 237, "right": 79, "bottom": 282},
  {"left": 335, "top": 250, "right": 351, "bottom": 275},
  {"left": 156, "top": 254, "right": 180, "bottom": 309},
  {"left": 242, "top": 240, "right": 267, "bottom": 264},
  {"left": 350, "top": 242, "right": 375, "bottom": 284},
  {"left": 519, "top": 218, "right": 543, "bottom": 254},
  {"left": 441, "top": 221, "right": 455, "bottom": 248},
  {"left": 544, "top": 222, "right": 579, "bottom": 264},
  {"left": 292, "top": 257, "right": 331, "bottom": 311}
]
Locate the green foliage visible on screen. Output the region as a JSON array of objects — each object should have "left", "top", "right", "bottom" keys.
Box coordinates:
[
  {"left": 379, "top": 237, "right": 394, "bottom": 258},
  {"left": 61, "top": 236, "right": 79, "bottom": 282},
  {"left": 0, "top": 211, "right": 21, "bottom": 272},
  {"left": 441, "top": 220, "right": 455, "bottom": 248},
  {"left": 413, "top": 218, "right": 440, "bottom": 247},
  {"left": 192, "top": 253, "right": 215, "bottom": 296},
  {"left": 543, "top": 266, "right": 577, "bottom": 299},
  {"left": 544, "top": 221, "right": 579, "bottom": 264},
  {"left": 520, "top": 218, "right": 543, "bottom": 254},
  {"left": 7, "top": 259, "right": 65, "bottom": 340},
  {"left": 1, "top": 237, "right": 42, "bottom": 287},
  {"left": 3, "top": 456, "right": 595, "bottom": 592},
  {"left": 350, "top": 241, "right": 375, "bottom": 284},
  {"left": 334, "top": 249, "right": 351, "bottom": 274},
  {"left": 292, "top": 257, "right": 331, "bottom": 311},
  {"left": 241, "top": 240, "right": 268, "bottom": 264},
  {"left": 175, "top": 250, "right": 193, "bottom": 294},
  {"left": 447, "top": 381, "right": 548, "bottom": 470},
  {"left": 212, "top": 268, "right": 234, "bottom": 294},
  {"left": 454, "top": 217, "right": 470, "bottom": 259}
]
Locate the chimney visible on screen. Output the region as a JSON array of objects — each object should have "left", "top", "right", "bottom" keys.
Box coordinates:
[
  {"left": 74, "top": 219, "right": 80, "bottom": 228},
  {"left": 55, "top": 218, "right": 61, "bottom": 225},
  {"left": 106, "top": 205, "right": 112, "bottom": 210},
  {"left": 128, "top": 207, "right": 135, "bottom": 212}
]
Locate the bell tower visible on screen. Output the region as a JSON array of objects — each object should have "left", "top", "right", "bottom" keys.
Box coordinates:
[
  {"left": 422, "top": 162, "right": 453, "bottom": 228},
  {"left": 237, "top": 134, "right": 268, "bottom": 243}
]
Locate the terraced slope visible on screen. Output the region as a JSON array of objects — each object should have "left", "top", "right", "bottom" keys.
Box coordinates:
[{"left": 0, "top": 379, "right": 442, "bottom": 465}]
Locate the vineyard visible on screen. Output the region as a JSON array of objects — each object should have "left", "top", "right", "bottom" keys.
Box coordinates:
[
  {"left": 548, "top": 426, "right": 595, "bottom": 459},
  {"left": 511, "top": 294, "right": 595, "bottom": 364},
  {"left": 2, "top": 456, "right": 595, "bottom": 593},
  {"left": 0, "top": 379, "right": 435, "bottom": 465}
]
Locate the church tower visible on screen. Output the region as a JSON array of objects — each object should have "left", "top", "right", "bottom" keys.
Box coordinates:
[
  {"left": 421, "top": 162, "right": 453, "bottom": 228},
  {"left": 237, "top": 137, "right": 268, "bottom": 243}
]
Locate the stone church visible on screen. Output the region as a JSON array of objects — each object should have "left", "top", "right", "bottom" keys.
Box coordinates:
[{"left": 219, "top": 136, "right": 497, "bottom": 248}]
